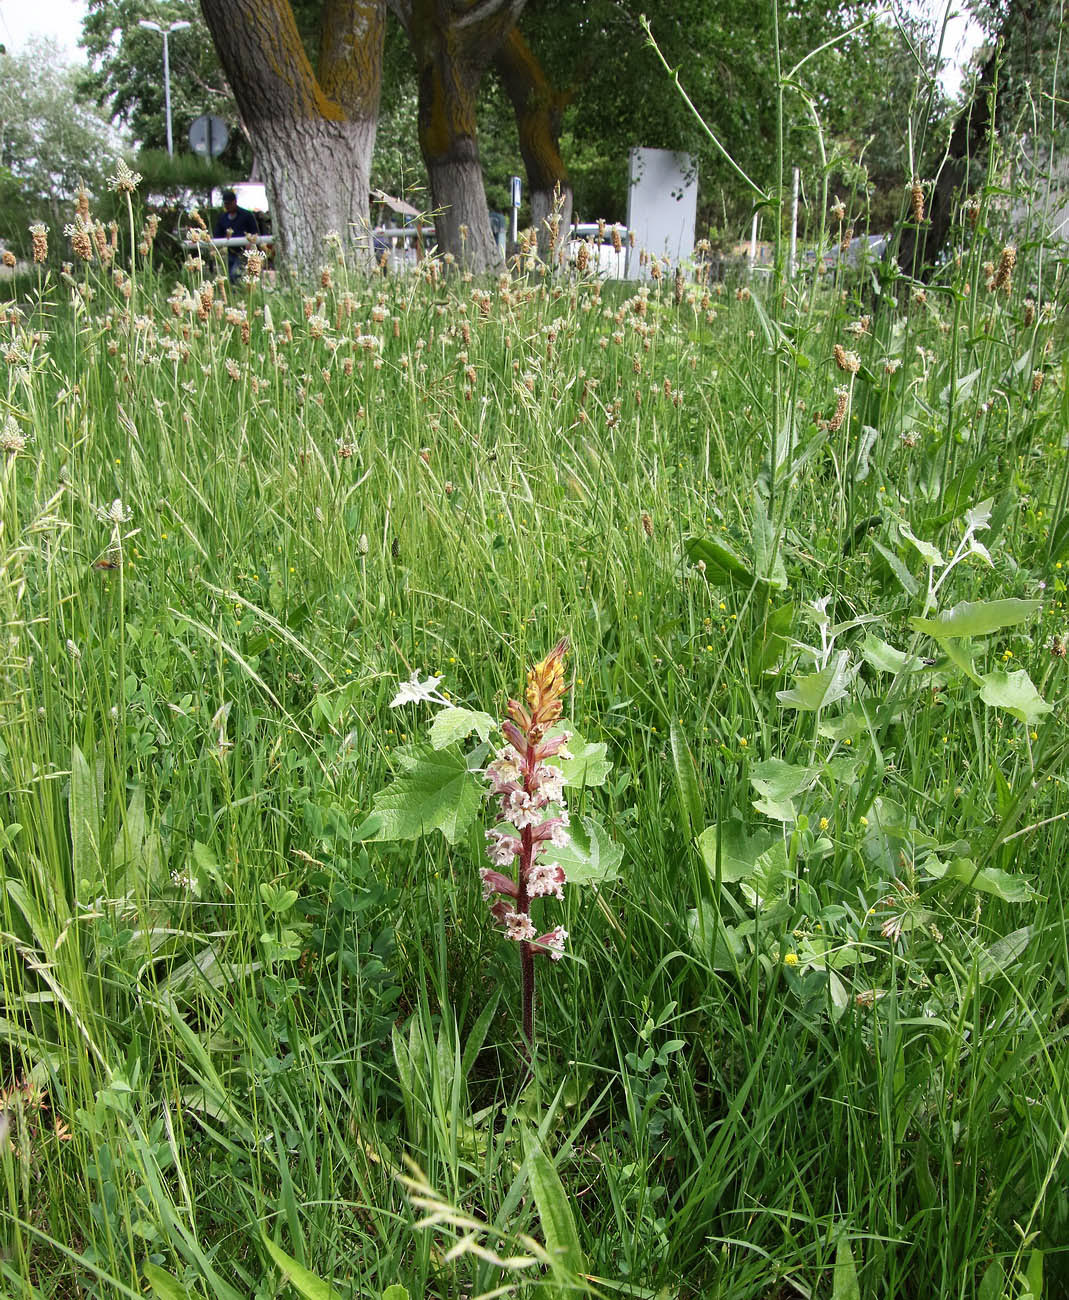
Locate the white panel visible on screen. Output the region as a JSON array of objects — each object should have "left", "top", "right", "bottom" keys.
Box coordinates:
[{"left": 625, "top": 148, "right": 697, "bottom": 279}]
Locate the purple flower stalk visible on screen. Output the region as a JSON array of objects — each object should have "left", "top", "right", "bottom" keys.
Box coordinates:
[{"left": 480, "top": 639, "right": 571, "bottom": 1053}]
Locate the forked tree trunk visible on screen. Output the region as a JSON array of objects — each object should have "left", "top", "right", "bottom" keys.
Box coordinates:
[
  {"left": 391, "top": 0, "right": 526, "bottom": 272},
  {"left": 200, "top": 0, "right": 385, "bottom": 277},
  {"left": 495, "top": 27, "right": 572, "bottom": 265},
  {"left": 417, "top": 59, "right": 500, "bottom": 270}
]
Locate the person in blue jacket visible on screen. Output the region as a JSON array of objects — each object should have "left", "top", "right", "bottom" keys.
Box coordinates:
[{"left": 214, "top": 189, "right": 259, "bottom": 282}]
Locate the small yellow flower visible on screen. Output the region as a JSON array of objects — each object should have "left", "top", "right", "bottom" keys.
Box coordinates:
[
  {"left": 783, "top": 952, "right": 799, "bottom": 967},
  {"left": 859, "top": 816, "right": 869, "bottom": 827},
  {"left": 819, "top": 817, "right": 829, "bottom": 832},
  {"left": 739, "top": 737, "right": 748, "bottom": 748}
]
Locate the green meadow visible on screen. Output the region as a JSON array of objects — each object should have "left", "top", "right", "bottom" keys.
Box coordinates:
[{"left": 0, "top": 191, "right": 1067, "bottom": 1299}]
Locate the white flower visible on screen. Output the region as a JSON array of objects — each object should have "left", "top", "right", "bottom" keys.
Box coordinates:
[
  {"left": 548, "top": 821, "right": 570, "bottom": 848},
  {"left": 107, "top": 158, "right": 142, "bottom": 193},
  {"left": 485, "top": 830, "right": 521, "bottom": 867},
  {"left": 486, "top": 746, "right": 523, "bottom": 791},
  {"left": 532, "top": 764, "right": 566, "bottom": 805},
  {"left": 541, "top": 926, "right": 568, "bottom": 959},
  {"left": 506, "top": 789, "right": 542, "bottom": 829},
  {"left": 504, "top": 910, "right": 536, "bottom": 942},
  {"left": 527, "top": 861, "right": 565, "bottom": 900},
  {"left": 0, "top": 415, "right": 29, "bottom": 455},
  {"left": 389, "top": 672, "right": 444, "bottom": 708},
  {"left": 96, "top": 498, "right": 133, "bottom": 525}
]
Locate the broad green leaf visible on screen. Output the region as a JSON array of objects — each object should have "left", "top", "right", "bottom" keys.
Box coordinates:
[
  {"left": 776, "top": 651, "right": 855, "bottom": 711},
  {"left": 752, "top": 793, "right": 797, "bottom": 822},
  {"left": 524, "top": 1130, "right": 587, "bottom": 1286},
  {"left": 696, "top": 819, "right": 777, "bottom": 883},
  {"left": 110, "top": 783, "right": 164, "bottom": 893},
  {"left": 669, "top": 720, "right": 703, "bottom": 829},
  {"left": 831, "top": 1233, "right": 861, "bottom": 1300},
  {"left": 70, "top": 743, "right": 101, "bottom": 892},
  {"left": 911, "top": 598, "right": 1040, "bottom": 641},
  {"left": 262, "top": 1237, "right": 341, "bottom": 1300},
  {"left": 739, "top": 840, "right": 791, "bottom": 906},
  {"left": 979, "top": 669, "right": 1052, "bottom": 725},
  {"left": 872, "top": 539, "right": 919, "bottom": 598},
  {"left": 750, "top": 759, "right": 817, "bottom": 802},
  {"left": 685, "top": 534, "right": 756, "bottom": 587},
  {"left": 751, "top": 492, "right": 788, "bottom": 590},
  {"left": 897, "top": 520, "right": 943, "bottom": 567},
  {"left": 976, "top": 926, "right": 1033, "bottom": 982},
  {"left": 556, "top": 731, "right": 612, "bottom": 788},
  {"left": 366, "top": 744, "right": 484, "bottom": 844},
  {"left": 750, "top": 760, "right": 815, "bottom": 823},
  {"left": 925, "top": 856, "right": 1037, "bottom": 902},
  {"left": 861, "top": 634, "right": 924, "bottom": 675},
  {"left": 192, "top": 839, "right": 225, "bottom": 890},
  {"left": 749, "top": 601, "right": 793, "bottom": 681},
  {"left": 817, "top": 705, "right": 868, "bottom": 741},
  {"left": 687, "top": 903, "right": 746, "bottom": 970},
  {"left": 428, "top": 705, "right": 496, "bottom": 750},
  {"left": 977, "top": 1260, "right": 1005, "bottom": 1300},
  {"left": 143, "top": 1263, "right": 190, "bottom": 1300},
  {"left": 854, "top": 425, "right": 879, "bottom": 481},
  {"left": 1024, "top": 1250, "right": 1043, "bottom": 1300},
  {"left": 827, "top": 971, "right": 850, "bottom": 1022},
  {"left": 551, "top": 815, "right": 622, "bottom": 886},
  {"left": 382, "top": 1288, "right": 410, "bottom": 1300}
]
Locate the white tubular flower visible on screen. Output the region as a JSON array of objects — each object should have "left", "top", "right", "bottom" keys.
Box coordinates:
[
  {"left": 486, "top": 746, "right": 523, "bottom": 791},
  {"left": 96, "top": 498, "right": 133, "bottom": 525},
  {"left": 527, "top": 860, "right": 565, "bottom": 900},
  {"left": 389, "top": 672, "right": 445, "bottom": 708},
  {"left": 485, "top": 830, "right": 521, "bottom": 867},
  {"left": 538, "top": 926, "right": 568, "bottom": 959},
  {"left": 504, "top": 910, "right": 536, "bottom": 942}
]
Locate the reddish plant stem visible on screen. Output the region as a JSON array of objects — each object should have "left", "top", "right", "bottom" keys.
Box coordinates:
[{"left": 518, "top": 744, "right": 538, "bottom": 1055}]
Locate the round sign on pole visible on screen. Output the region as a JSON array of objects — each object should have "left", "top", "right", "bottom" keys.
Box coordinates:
[{"left": 189, "top": 115, "right": 229, "bottom": 158}]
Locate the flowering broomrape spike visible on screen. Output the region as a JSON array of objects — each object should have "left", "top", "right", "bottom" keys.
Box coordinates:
[{"left": 482, "top": 638, "right": 572, "bottom": 1053}]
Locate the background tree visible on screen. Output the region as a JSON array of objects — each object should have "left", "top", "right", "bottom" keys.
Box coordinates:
[
  {"left": 494, "top": 25, "right": 571, "bottom": 258},
  {"left": 899, "top": 0, "right": 1068, "bottom": 271},
  {"left": 511, "top": 1, "right": 949, "bottom": 242},
  {"left": 0, "top": 37, "right": 117, "bottom": 254},
  {"left": 387, "top": 0, "right": 526, "bottom": 271},
  {"left": 196, "top": 0, "right": 387, "bottom": 274},
  {"left": 81, "top": 1, "right": 249, "bottom": 175}
]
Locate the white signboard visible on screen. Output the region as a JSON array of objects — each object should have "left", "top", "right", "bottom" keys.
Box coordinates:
[{"left": 625, "top": 147, "right": 697, "bottom": 279}]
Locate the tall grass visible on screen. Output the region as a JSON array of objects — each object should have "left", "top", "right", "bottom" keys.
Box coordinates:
[{"left": 0, "top": 115, "right": 1067, "bottom": 1299}]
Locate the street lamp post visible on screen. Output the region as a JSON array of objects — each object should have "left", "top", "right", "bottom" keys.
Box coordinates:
[{"left": 138, "top": 19, "right": 191, "bottom": 157}]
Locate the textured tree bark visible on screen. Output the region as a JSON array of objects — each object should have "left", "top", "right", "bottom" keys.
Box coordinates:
[
  {"left": 391, "top": 0, "right": 526, "bottom": 272},
  {"left": 199, "top": 0, "right": 385, "bottom": 277},
  {"left": 495, "top": 27, "right": 572, "bottom": 265}
]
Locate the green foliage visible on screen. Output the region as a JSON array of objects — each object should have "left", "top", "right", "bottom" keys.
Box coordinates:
[
  {"left": 1, "top": 120, "right": 1068, "bottom": 1300},
  {"left": 365, "top": 743, "right": 486, "bottom": 844},
  {"left": 80, "top": 0, "right": 250, "bottom": 175},
  {"left": 0, "top": 38, "right": 116, "bottom": 248}
]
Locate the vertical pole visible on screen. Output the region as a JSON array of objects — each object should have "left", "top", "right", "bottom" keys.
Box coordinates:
[
  {"left": 163, "top": 32, "right": 174, "bottom": 157},
  {"left": 749, "top": 211, "right": 759, "bottom": 272},
  {"left": 789, "top": 166, "right": 800, "bottom": 278}
]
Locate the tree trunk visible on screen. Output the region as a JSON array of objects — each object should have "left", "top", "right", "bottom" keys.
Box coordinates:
[
  {"left": 897, "top": 58, "right": 994, "bottom": 276},
  {"left": 199, "top": 0, "right": 385, "bottom": 277},
  {"left": 417, "top": 56, "right": 500, "bottom": 270},
  {"left": 253, "top": 115, "right": 379, "bottom": 273},
  {"left": 391, "top": 0, "right": 526, "bottom": 272},
  {"left": 495, "top": 27, "right": 572, "bottom": 266}
]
